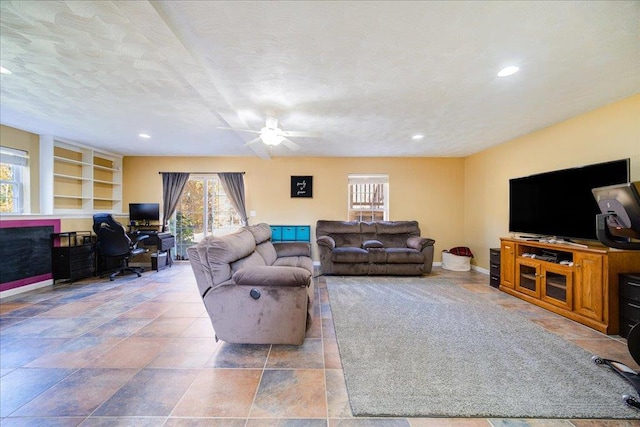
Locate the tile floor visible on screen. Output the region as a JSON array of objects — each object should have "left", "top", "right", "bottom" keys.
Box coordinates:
[{"left": 1, "top": 263, "right": 638, "bottom": 426}]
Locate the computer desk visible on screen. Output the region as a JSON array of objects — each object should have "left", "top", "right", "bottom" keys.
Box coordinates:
[{"left": 128, "top": 230, "right": 175, "bottom": 269}]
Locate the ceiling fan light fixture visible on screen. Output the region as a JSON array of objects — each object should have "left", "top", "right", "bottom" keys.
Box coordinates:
[{"left": 260, "top": 127, "right": 284, "bottom": 146}]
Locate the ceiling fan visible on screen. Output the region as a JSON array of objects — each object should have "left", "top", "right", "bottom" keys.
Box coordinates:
[{"left": 218, "top": 116, "right": 320, "bottom": 152}]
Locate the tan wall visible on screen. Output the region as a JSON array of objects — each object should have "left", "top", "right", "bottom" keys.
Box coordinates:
[
  {"left": 0, "top": 125, "right": 40, "bottom": 213},
  {"left": 464, "top": 94, "right": 640, "bottom": 270},
  {"left": 3, "top": 94, "right": 638, "bottom": 268},
  {"left": 123, "top": 156, "right": 465, "bottom": 260}
]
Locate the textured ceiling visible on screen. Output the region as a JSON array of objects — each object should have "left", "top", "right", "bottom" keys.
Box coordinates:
[{"left": 0, "top": 1, "right": 638, "bottom": 158}]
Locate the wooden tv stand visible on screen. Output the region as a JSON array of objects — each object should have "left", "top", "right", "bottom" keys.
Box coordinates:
[{"left": 499, "top": 237, "right": 640, "bottom": 335}]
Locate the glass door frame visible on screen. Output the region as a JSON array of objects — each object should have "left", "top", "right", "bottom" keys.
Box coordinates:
[
  {"left": 515, "top": 258, "right": 541, "bottom": 298},
  {"left": 540, "top": 263, "right": 573, "bottom": 310}
]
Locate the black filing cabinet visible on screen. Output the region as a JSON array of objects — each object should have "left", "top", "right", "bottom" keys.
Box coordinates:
[
  {"left": 489, "top": 248, "right": 501, "bottom": 288},
  {"left": 619, "top": 273, "right": 640, "bottom": 338},
  {"left": 51, "top": 232, "right": 95, "bottom": 283}
]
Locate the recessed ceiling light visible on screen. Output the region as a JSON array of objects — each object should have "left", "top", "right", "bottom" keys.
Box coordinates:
[
  {"left": 138, "top": 133, "right": 151, "bottom": 139},
  {"left": 0, "top": 66, "right": 12, "bottom": 75},
  {"left": 497, "top": 66, "right": 519, "bottom": 77},
  {"left": 411, "top": 134, "right": 424, "bottom": 140}
]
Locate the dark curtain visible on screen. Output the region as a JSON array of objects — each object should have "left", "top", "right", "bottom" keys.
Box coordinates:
[
  {"left": 161, "top": 172, "right": 190, "bottom": 232},
  {"left": 219, "top": 172, "right": 249, "bottom": 226}
]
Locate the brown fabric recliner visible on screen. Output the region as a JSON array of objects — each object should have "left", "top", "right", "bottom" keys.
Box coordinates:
[
  {"left": 187, "top": 223, "right": 314, "bottom": 345},
  {"left": 316, "top": 220, "right": 435, "bottom": 275}
]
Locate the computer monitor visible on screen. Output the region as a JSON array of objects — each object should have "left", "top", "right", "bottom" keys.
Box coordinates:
[
  {"left": 129, "top": 203, "right": 160, "bottom": 225},
  {"left": 591, "top": 182, "right": 640, "bottom": 249}
]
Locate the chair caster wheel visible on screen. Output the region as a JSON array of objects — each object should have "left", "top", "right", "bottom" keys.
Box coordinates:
[{"left": 622, "top": 394, "right": 640, "bottom": 409}]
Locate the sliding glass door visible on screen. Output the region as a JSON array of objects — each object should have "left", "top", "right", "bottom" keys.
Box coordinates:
[{"left": 171, "top": 175, "right": 242, "bottom": 259}]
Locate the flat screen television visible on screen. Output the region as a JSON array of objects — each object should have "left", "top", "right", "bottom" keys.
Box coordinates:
[
  {"left": 509, "top": 159, "right": 630, "bottom": 241},
  {"left": 129, "top": 203, "right": 160, "bottom": 225}
]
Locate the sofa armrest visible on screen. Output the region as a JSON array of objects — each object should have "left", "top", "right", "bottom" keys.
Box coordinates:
[
  {"left": 274, "top": 242, "right": 311, "bottom": 258},
  {"left": 233, "top": 266, "right": 311, "bottom": 287},
  {"left": 407, "top": 236, "right": 436, "bottom": 251},
  {"left": 316, "top": 235, "right": 336, "bottom": 249}
]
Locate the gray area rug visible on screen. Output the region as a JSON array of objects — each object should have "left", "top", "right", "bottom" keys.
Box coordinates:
[{"left": 326, "top": 276, "right": 639, "bottom": 418}]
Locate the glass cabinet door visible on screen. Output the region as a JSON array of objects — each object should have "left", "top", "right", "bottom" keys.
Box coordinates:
[
  {"left": 516, "top": 260, "right": 540, "bottom": 297},
  {"left": 541, "top": 265, "right": 572, "bottom": 310}
]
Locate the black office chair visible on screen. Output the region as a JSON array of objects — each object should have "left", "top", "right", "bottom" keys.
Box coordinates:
[
  {"left": 93, "top": 213, "right": 149, "bottom": 281},
  {"left": 591, "top": 182, "right": 640, "bottom": 409}
]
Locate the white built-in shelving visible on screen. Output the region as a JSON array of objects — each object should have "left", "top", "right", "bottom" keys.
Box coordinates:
[{"left": 48, "top": 138, "right": 122, "bottom": 215}]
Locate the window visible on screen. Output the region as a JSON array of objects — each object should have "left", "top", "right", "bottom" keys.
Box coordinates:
[
  {"left": 348, "top": 174, "right": 389, "bottom": 221},
  {"left": 171, "top": 174, "right": 242, "bottom": 259},
  {"left": 0, "top": 147, "right": 29, "bottom": 214}
]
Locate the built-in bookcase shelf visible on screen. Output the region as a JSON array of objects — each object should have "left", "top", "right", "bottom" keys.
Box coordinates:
[{"left": 52, "top": 139, "right": 122, "bottom": 214}]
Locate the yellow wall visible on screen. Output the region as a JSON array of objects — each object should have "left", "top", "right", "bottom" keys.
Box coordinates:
[
  {"left": 3, "top": 94, "right": 638, "bottom": 267},
  {"left": 464, "top": 94, "right": 640, "bottom": 269},
  {"left": 123, "top": 156, "right": 465, "bottom": 260},
  {"left": 0, "top": 125, "right": 40, "bottom": 213}
]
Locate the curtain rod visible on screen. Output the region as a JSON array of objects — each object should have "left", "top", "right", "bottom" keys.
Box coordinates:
[{"left": 158, "top": 171, "right": 245, "bottom": 174}]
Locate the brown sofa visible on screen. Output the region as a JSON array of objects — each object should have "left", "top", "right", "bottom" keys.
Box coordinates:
[
  {"left": 187, "top": 223, "right": 314, "bottom": 345},
  {"left": 316, "top": 220, "right": 435, "bottom": 275}
]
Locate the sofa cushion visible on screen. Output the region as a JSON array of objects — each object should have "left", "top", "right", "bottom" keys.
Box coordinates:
[
  {"left": 367, "top": 247, "right": 387, "bottom": 263},
  {"left": 375, "top": 221, "right": 420, "bottom": 247},
  {"left": 233, "top": 266, "right": 311, "bottom": 287},
  {"left": 332, "top": 247, "right": 369, "bottom": 263},
  {"left": 255, "top": 241, "right": 278, "bottom": 265},
  {"left": 244, "top": 223, "right": 272, "bottom": 245},
  {"left": 200, "top": 229, "right": 256, "bottom": 285},
  {"left": 274, "top": 256, "right": 313, "bottom": 272},
  {"left": 363, "top": 239, "right": 384, "bottom": 249},
  {"left": 274, "top": 242, "right": 311, "bottom": 258},
  {"left": 316, "top": 220, "right": 363, "bottom": 247},
  {"left": 385, "top": 247, "right": 424, "bottom": 263},
  {"left": 231, "top": 251, "right": 267, "bottom": 274}
]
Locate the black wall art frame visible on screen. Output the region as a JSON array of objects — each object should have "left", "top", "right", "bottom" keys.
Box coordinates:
[{"left": 291, "top": 176, "right": 313, "bottom": 198}]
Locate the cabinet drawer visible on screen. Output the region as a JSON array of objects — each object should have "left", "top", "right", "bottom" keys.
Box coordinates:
[
  {"left": 157, "top": 236, "right": 175, "bottom": 251},
  {"left": 296, "top": 226, "right": 310, "bottom": 241},
  {"left": 70, "top": 254, "right": 94, "bottom": 270},
  {"left": 620, "top": 274, "right": 640, "bottom": 301},
  {"left": 490, "top": 263, "right": 500, "bottom": 276},
  {"left": 270, "top": 226, "right": 282, "bottom": 241},
  {"left": 620, "top": 297, "right": 640, "bottom": 323},
  {"left": 490, "top": 248, "right": 501, "bottom": 264},
  {"left": 489, "top": 274, "right": 500, "bottom": 288},
  {"left": 68, "top": 245, "right": 92, "bottom": 256},
  {"left": 282, "top": 226, "right": 296, "bottom": 241}
]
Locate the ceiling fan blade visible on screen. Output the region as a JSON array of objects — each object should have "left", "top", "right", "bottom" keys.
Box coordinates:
[
  {"left": 281, "top": 130, "right": 322, "bottom": 138},
  {"left": 218, "top": 126, "right": 261, "bottom": 134},
  {"left": 281, "top": 137, "right": 301, "bottom": 151},
  {"left": 242, "top": 138, "right": 271, "bottom": 159},
  {"left": 251, "top": 145, "right": 271, "bottom": 160},
  {"left": 243, "top": 137, "right": 262, "bottom": 146}
]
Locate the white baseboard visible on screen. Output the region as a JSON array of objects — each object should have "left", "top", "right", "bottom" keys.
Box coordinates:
[
  {"left": 472, "top": 265, "right": 489, "bottom": 275},
  {"left": 433, "top": 262, "right": 489, "bottom": 275},
  {"left": 1, "top": 279, "right": 53, "bottom": 299}
]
